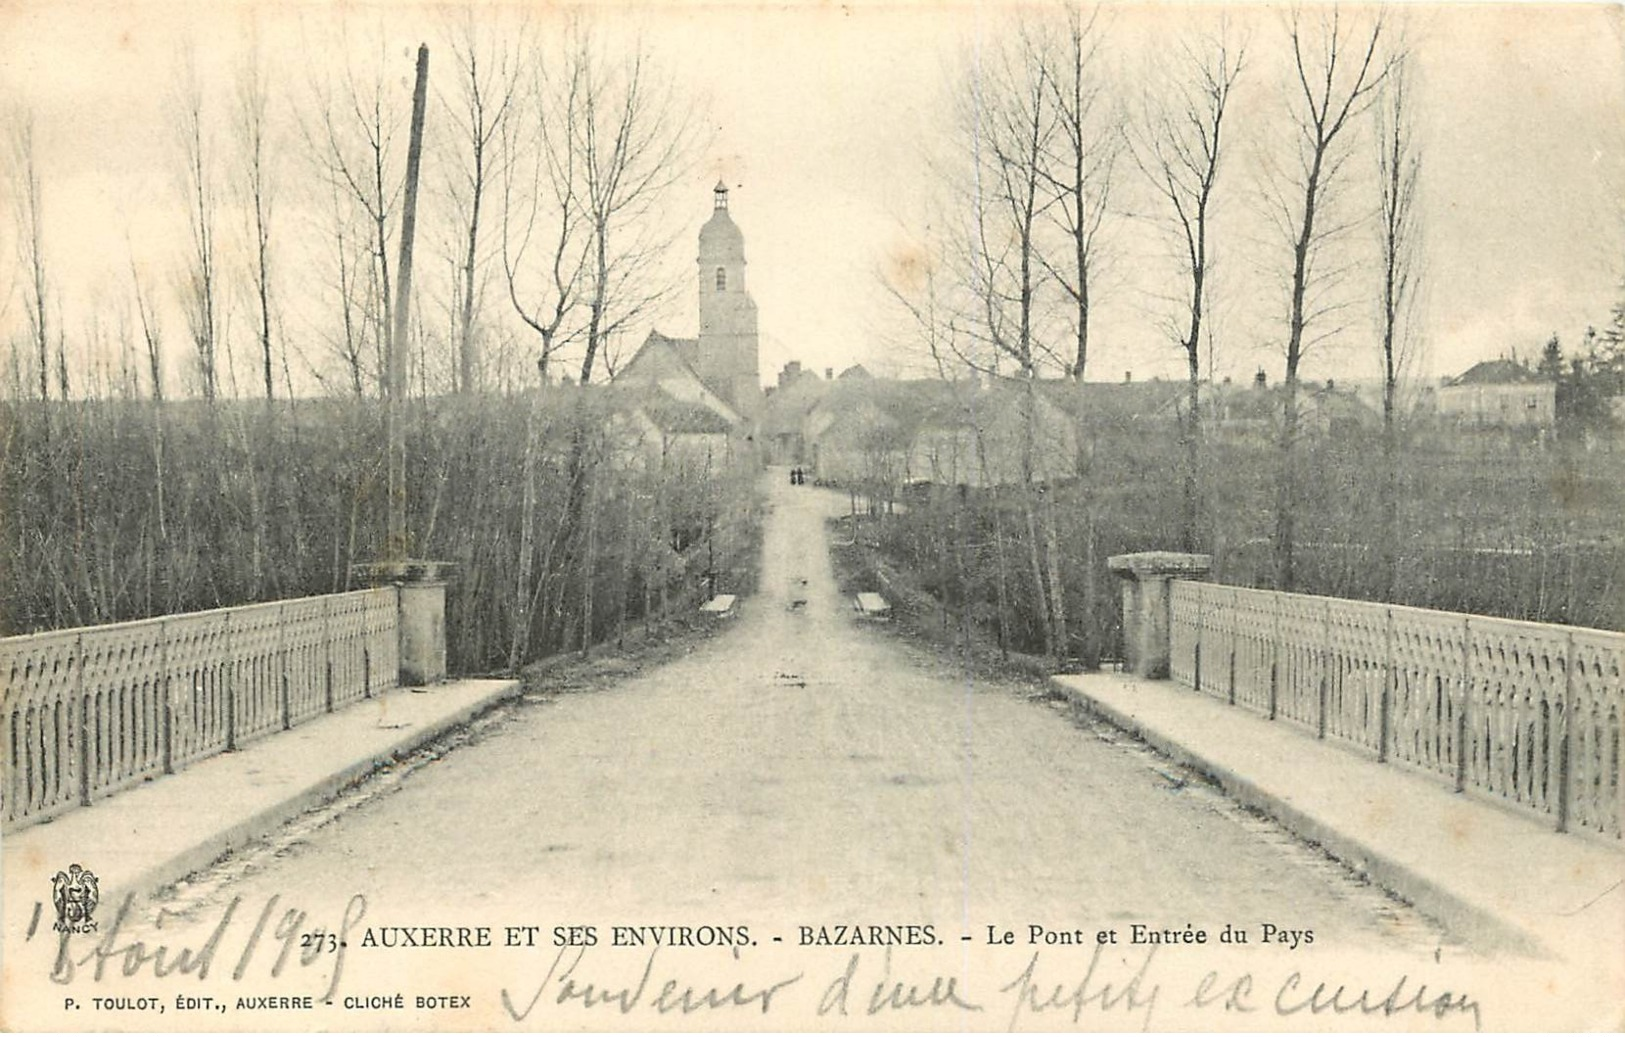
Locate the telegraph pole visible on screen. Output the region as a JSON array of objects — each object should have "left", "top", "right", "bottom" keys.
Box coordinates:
[
  {"left": 388, "top": 43, "right": 430, "bottom": 561},
  {"left": 356, "top": 44, "right": 449, "bottom": 690}
]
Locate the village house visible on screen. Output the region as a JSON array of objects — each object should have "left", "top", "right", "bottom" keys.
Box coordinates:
[
  {"left": 1435, "top": 358, "right": 1556, "bottom": 429},
  {"left": 1143, "top": 371, "right": 1379, "bottom": 439},
  {"left": 792, "top": 374, "right": 1078, "bottom": 490},
  {"left": 760, "top": 361, "right": 829, "bottom": 465},
  {"left": 606, "top": 384, "right": 737, "bottom": 476}
]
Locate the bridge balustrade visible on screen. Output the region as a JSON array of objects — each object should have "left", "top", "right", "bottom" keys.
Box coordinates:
[
  {"left": 2, "top": 589, "right": 397, "bottom": 832},
  {"left": 1170, "top": 580, "right": 1624, "bottom": 840}
]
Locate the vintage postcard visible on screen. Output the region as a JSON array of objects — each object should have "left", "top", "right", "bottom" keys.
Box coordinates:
[{"left": 2, "top": 0, "right": 1622, "bottom": 1031}]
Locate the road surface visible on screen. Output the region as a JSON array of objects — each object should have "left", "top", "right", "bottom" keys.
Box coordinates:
[{"left": 144, "top": 470, "right": 1449, "bottom": 955}]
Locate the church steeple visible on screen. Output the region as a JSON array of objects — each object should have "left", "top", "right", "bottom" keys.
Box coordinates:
[
  {"left": 696, "top": 182, "right": 759, "bottom": 419},
  {"left": 699, "top": 180, "right": 746, "bottom": 290}
]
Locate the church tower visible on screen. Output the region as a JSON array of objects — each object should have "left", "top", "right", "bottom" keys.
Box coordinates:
[{"left": 696, "top": 181, "right": 761, "bottom": 419}]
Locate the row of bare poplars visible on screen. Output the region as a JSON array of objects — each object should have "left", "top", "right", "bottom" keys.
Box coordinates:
[
  {"left": 876, "top": 7, "right": 1624, "bottom": 667},
  {"left": 2, "top": 15, "right": 755, "bottom": 668},
  {"left": 841, "top": 417, "right": 1622, "bottom": 669},
  {"left": 0, "top": 392, "right": 762, "bottom": 675}
]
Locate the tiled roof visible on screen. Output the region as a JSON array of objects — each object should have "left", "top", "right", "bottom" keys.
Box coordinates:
[
  {"left": 640, "top": 395, "right": 734, "bottom": 435},
  {"left": 609, "top": 384, "right": 734, "bottom": 435},
  {"left": 1448, "top": 359, "right": 1544, "bottom": 386}
]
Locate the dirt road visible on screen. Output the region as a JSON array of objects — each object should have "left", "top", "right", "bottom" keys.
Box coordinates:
[{"left": 145, "top": 470, "right": 1448, "bottom": 956}]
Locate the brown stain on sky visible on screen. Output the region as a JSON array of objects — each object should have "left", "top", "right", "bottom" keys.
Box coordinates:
[{"left": 883, "top": 239, "right": 933, "bottom": 300}]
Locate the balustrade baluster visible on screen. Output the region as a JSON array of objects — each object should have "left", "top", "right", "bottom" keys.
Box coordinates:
[
  {"left": 160, "top": 620, "right": 173, "bottom": 775},
  {"left": 279, "top": 603, "right": 291, "bottom": 731},
  {"left": 224, "top": 612, "right": 237, "bottom": 752},
  {"left": 1317, "top": 599, "right": 1329, "bottom": 740},
  {"left": 1456, "top": 616, "right": 1471, "bottom": 794},
  {"left": 1379, "top": 606, "right": 1393, "bottom": 764},
  {"left": 1228, "top": 645, "right": 1236, "bottom": 707},
  {"left": 1557, "top": 630, "right": 1573, "bottom": 833},
  {"left": 1269, "top": 596, "right": 1280, "bottom": 721},
  {"left": 1194, "top": 584, "right": 1204, "bottom": 692},
  {"left": 323, "top": 597, "right": 334, "bottom": 713},
  {"left": 74, "top": 634, "right": 89, "bottom": 807}
]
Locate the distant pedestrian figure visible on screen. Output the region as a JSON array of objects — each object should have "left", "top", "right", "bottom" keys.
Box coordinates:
[{"left": 789, "top": 467, "right": 798, "bottom": 486}]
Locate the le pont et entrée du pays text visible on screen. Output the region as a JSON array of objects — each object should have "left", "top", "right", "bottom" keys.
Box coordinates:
[{"left": 347, "top": 920, "right": 1313, "bottom": 950}]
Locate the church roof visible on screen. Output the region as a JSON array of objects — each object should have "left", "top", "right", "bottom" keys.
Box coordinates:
[
  {"left": 612, "top": 385, "right": 734, "bottom": 435},
  {"left": 625, "top": 330, "right": 700, "bottom": 373},
  {"left": 619, "top": 329, "right": 744, "bottom": 422}
]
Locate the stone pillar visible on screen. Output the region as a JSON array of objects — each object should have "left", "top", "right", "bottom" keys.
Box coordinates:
[
  {"left": 1108, "top": 552, "right": 1211, "bottom": 679},
  {"left": 354, "top": 560, "right": 451, "bottom": 686},
  {"left": 398, "top": 577, "right": 447, "bottom": 686}
]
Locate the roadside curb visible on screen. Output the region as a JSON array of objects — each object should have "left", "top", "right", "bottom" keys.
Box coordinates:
[
  {"left": 1047, "top": 675, "right": 1549, "bottom": 958},
  {"left": 16, "top": 679, "right": 525, "bottom": 912},
  {"left": 142, "top": 680, "right": 524, "bottom": 902}
]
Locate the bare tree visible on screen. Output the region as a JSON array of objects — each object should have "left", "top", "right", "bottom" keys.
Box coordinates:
[
  {"left": 500, "top": 31, "right": 590, "bottom": 382},
  {"left": 173, "top": 51, "right": 221, "bottom": 403},
  {"left": 1263, "top": 7, "right": 1392, "bottom": 590},
  {"left": 1134, "top": 27, "right": 1246, "bottom": 552},
  {"left": 945, "top": 20, "right": 1071, "bottom": 666},
  {"left": 310, "top": 38, "right": 406, "bottom": 390},
  {"left": 316, "top": 178, "right": 373, "bottom": 397},
  {"left": 442, "top": 13, "right": 521, "bottom": 394},
  {"left": 567, "top": 28, "right": 696, "bottom": 386},
  {"left": 10, "top": 113, "right": 50, "bottom": 403},
  {"left": 1039, "top": 6, "right": 1120, "bottom": 383},
  {"left": 236, "top": 44, "right": 279, "bottom": 401},
  {"left": 1374, "top": 44, "right": 1422, "bottom": 602},
  {"left": 490, "top": 22, "right": 697, "bottom": 665},
  {"left": 951, "top": 21, "right": 1060, "bottom": 379},
  {"left": 499, "top": 31, "right": 592, "bottom": 668},
  {"left": 129, "top": 252, "right": 165, "bottom": 406}
]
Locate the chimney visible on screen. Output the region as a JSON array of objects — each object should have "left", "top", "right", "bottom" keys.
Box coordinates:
[
  {"left": 778, "top": 361, "right": 801, "bottom": 391},
  {"left": 825, "top": 367, "right": 833, "bottom": 381},
  {"left": 1123, "top": 370, "right": 1132, "bottom": 383},
  {"left": 1254, "top": 369, "right": 1267, "bottom": 389}
]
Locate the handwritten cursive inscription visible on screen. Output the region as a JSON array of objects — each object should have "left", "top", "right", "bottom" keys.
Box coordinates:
[
  {"left": 500, "top": 945, "right": 802, "bottom": 1021},
  {"left": 45, "top": 892, "right": 367, "bottom": 1004},
  {"left": 1276, "top": 970, "right": 1483, "bottom": 1029},
  {"left": 815, "top": 949, "right": 983, "bottom": 1016},
  {"left": 1000, "top": 946, "right": 1162, "bottom": 1030}
]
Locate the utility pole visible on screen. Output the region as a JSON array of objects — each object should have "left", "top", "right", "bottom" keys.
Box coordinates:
[{"left": 388, "top": 43, "right": 430, "bottom": 561}]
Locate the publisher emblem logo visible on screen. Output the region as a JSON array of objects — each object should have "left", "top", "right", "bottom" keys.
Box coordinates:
[{"left": 51, "top": 864, "right": 99, "bottom": 934}]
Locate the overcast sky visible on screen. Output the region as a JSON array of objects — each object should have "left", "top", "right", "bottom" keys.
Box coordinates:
[{"left": 3, "top": 0, "right": 1622, "bottom": 394}]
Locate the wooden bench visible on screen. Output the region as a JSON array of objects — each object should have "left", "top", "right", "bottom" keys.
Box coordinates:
[
  {"left": 700, "top": 594, "right": 737, "bottom": 618},
  {"left": 854, "top": 592, "right": 890, "bottom": 618}
]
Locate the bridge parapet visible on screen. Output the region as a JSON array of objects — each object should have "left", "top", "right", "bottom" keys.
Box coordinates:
[
  {"left": 1167, "top": 579, "right": 1625, "bottom": 841},
  {"left": 2, "top": 588, "right": 401, "bottom": 832},
  {"left": 1108, "top": 552, "right": 1212, "bottom": 678}
]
